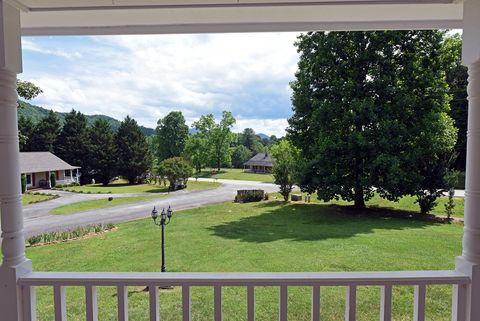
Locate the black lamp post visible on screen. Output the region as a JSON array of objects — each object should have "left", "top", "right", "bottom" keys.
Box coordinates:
[{"left": 151, "top": 205, "right": 173, "bottom": 272}]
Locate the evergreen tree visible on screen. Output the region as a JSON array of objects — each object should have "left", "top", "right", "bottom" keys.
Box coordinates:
[
  {"left": 55, "top": 110, "right": 89, "bottom": 180},
  {"left": 18, "top": 115, "right": 35, "bottom": 151},
  {"left": 88, "top": 119, "right": 118, "bottom": 185},
  {"left": 288, "top": 30, "right": 456, "bottom": 209},
  {"left": 156, "top": 111, "right": 189, "bottom": 161},
  {"left": 115, "top": 116, "right": 149, "bottom": 184},
  {"left": 232, "top": 145, "right": 253, "bottom": 168},
  {"left": 28, "top": 110, "right": 61, "bottom": 152}
]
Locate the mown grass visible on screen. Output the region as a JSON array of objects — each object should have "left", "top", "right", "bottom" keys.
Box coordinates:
[
  {"left": 58, "top": 180, "right": 221, "bottom": 194},
  {"left": 27, "top": 200, "right": 462, "bottom": 321},
  {"left": 22, "top": 193, "right": 57, "bottom": 205},
  {"left": 196, "top": 168, "right": 274, "bottom": 182},
  {"left": 286, "top": 192, "right": 464, "bottom": 218}
]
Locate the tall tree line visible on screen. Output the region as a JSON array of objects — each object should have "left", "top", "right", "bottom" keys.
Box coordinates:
[{"left": 19, "top": 110, "right": 149, "bottom": 185}]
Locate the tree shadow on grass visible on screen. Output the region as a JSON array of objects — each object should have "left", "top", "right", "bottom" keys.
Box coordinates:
[{"left": 208, "top": 202, "right": 438, "bottom": 243}]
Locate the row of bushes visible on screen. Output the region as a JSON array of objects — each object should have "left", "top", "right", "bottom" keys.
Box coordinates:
[
  {"left": 55, "top": 182, "right": 80, "bottom": 188},
  {"left": 26, "top": 192, "right": 59, "bottom": 204},
  {"left": 26, "top": 223, "right": 116, "bottom": 247}
]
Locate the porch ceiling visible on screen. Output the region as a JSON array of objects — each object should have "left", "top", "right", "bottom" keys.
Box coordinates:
[{"left": 11, "top": 0, "right": 463, "bottom": 36}]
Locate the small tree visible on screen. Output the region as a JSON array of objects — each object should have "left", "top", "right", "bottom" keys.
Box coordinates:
[
  {"left": 158, "top": 157, "right": 193, "bottom": 190},
  {"left": 21, "top": 174, "right": 27, "bottom": 194},
  {"left": 50, "top": 172, "right": 56, "bottom": 188},
  {"left": 443, "top": 170, "right": 460, "bottom": 221},
  {"left": 270, "top": 140, "right": 300, "bottom": 201}
]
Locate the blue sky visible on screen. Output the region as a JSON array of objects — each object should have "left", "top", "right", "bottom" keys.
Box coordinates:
[{"left": 20, "top": 33, "right": 300, "bottom": 137}]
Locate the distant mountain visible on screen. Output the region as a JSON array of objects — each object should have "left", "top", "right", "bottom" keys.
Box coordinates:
[
  {"left": 18, "top": 101, "right": 155, "bottom": 136},
  {"left": 256, "top": 133, "right": 270, "bottom": 139}
]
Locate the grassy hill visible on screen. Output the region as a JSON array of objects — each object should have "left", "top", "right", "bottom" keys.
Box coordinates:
[{"left": 18, "top": 100, "right": 155, "bottom": 136}]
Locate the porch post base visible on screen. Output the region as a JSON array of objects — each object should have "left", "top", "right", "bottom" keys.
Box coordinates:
[
  {"left": 0, "top": 260, "right": 32, "bottom": 321},
  {"left": 455, "top": 257, "right": 480, "bottom": 321}
]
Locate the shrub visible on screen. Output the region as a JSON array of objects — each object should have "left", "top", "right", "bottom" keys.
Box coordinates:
[
  {"left": 21, "top": 174, "right": 27, "bottom": 194},
  {"left": 27, "top": 235, "right": 42, "bottom": 246},
  {"left": 264, "top": 192, "right": 269, "bottom": 201},
  {"left": 26, "top": 223, "right": 116, "bottom": 246},
  {"left": 50, "top": 172, "right": 56, "bottom": 188},
  {"left": 157, "top": 157, "right": 193, "bottom": 191},
  {"left": 235, "top": 190, "right": 265, "bottom": 203},
  {"left": 415, "top": 189, "right": 443, "bottom": 215}
]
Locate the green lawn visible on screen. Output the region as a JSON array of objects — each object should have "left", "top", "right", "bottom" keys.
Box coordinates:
[
  {"left": 27, "top": 200, "right": 462, "bottom": 321},
  {"left": 22, "top": 193, "right": 57, "bottom": 205},
  {"left": 288, "top": 192, "right": 465, "bottom": 218},
  {"left": 196, "top": 168, "right": 274, "bottom": 182},
  {"left": 57, "top": 180, "right": 221, "bottom": 194}
]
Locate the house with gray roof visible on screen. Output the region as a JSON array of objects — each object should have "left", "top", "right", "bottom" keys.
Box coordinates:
[
  {"left": 244, "top": 153, "right": 274, "bottom": 174},
  {"left": 20, "top": 152, "right": 80, "bottom": 189}
]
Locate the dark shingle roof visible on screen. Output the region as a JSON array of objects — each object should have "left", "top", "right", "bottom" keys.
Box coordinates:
[
  {"left": 19, "top": 152, "right": 80, "bottom": 174},
  {"left": 244, "top": 153, "right": 273, "bottom": 167}
]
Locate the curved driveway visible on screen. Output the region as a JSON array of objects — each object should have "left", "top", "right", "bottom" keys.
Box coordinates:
[{"left": 23, "top": 179, "right": 278, "bottom": 237}]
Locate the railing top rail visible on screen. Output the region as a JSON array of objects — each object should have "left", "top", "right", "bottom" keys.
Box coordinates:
[{"left": 18, "top": 270, "right": 470, "bottom": 287}]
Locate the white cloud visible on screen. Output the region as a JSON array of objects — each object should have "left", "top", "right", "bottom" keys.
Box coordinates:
[{"left": 23, "top": 33, "right": 300, "bottom": 136}]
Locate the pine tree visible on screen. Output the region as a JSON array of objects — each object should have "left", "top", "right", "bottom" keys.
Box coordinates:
[
  {"left": 115, "top": 116, "right": 149, "bottom": 184},
  {"left": 87, "top": 119, "right": 118, "bottom": 185},
  {"left": 28, "top": 110, "right": 61, "bottom": 152}
]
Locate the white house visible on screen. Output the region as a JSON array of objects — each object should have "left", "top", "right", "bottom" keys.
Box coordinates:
[
  {"left": 1, "top": 1, "right": 479, "bottom": 321},
  {"left": 19, "top": 152, "right": 80, "bottom": 189}
]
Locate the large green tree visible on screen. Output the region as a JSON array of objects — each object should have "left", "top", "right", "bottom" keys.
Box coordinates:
[
  {"left": 183, "top": 134, "right": 209, "bottom": 173},
  {"left": 440, "top": 33, "right": 468, "bottom": 170},
  {"left": 55, "top": 110, "right": 89, "bottom": 180},
  {"left": 18, "top": 115, "right": 35, "bottom": 151},
  {"left": 193, "top": 111, "right": 236, "bottom": 170},
  {"left": 232, "top": 145, "right": 253, "bottom": 168},
  {"left": 28, "top": 110, "right": 61, "bottom": 152},
  {"left": 115, "top": 116, "right": 149, "bottom": 184},
  {"left": 87, "top": 119, "right": 118, "bottom": 185},
  {"left": 288, "top": 30, "right": 457, "bottom": 209},
  {"left": 156, "top": 111, "right": 189, "bottom": 161}
]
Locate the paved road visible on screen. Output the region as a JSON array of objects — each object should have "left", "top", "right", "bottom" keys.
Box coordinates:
[{"left": 23, "top": 179, "right": 278, "bottom": 237}]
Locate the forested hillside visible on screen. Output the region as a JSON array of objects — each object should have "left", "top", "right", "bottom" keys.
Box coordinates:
[{"left": 18, "top": 100, "right": 155, "bottom": 136}]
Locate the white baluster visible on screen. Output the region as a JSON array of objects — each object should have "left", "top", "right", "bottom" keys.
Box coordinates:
[
  {"left": 54, "top": 286, "right": 67, "bottom": 321},
  {"left": 85, "top": 285, "right": 98, "bottom": 321},
  {"left": 452, "top": 284, "right": 467, "bottom": 321},
  {"left": 117, "top": 286, "right": 128, "bottom": 321},
  {"left": 279, "top": 285, "right": 288, "bottom": 321},
  {"left": 214, "top": 286, "right": 222, "bottom": 321},
  {"left": 413, "top": 285, "right": 426, "bottom": 321},
  {"left": 380, "top": 285, "right": 392, "bottom": 321},
  {"left": 149, "top": 285, "right": 159, "bottom": 321},
  {"left": 247, "top": 285, "right": 255, "bottom": 321},
  {"left": 311, "top": 286, "right": 320, "bottom": 321},
  {"left": 345, "top": 286, "right": 356, "bottom": 321},
  {"left": 21, "top": 285, "right": 36, "bottom": 321},
  {"left": 182, "top": 286, "right": 191, "bottom": 321}
]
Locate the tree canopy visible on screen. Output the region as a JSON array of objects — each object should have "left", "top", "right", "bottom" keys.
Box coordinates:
[
  {"left": 156, "top": 111, "right": 189, "bottom": 161},
  {"left": 288, "top": 30, "right": 457, "bottom": 208}
]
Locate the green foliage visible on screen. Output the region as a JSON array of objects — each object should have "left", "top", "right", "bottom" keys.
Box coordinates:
[
  {"left": 288, "top": 30, "right": 457, "bottom": 209},
  {"left": 87, "top": 119, "right": 118, "bottom": 185},
  {"left": 270, "top": 140, "right": 299, "bottom": 201},
  {"left": 156, "top": 111, "right": 189, "bottom": 161},
  {"left": 444, "top": 189, "right": 456, "bottom": 221},
  {"left": 18, "top": 115, "right": 35, "bottom": 151},
  {"left": 21, "top": 174, "right": 27, "bottom": 194},
  {"left": 50, "top": 172, "right": 56, "bottom": 188},
  {"left": 184, "top": 134, "right": 209, "bottom": 172},
  {"left": 27, "top": 110, "right": 61, "bottom": 152},
  {"left": 193, "top": 111, "right": 236, "bottom": 170},
  {"left": 16, "top": 79, "right": 42, "bottom": 100},
  {"left": 158, "top": 157, "right": 193, "bottom": 190},
  {"left": 440, "top": 33, "right": 468, "bottom": 170},
  {"left": 55, "top": 110, "right": 89, "bottom": 182},
  {"left": 115, "top": 116, "right": 150, "bottom": 184},
  {"left": 235, "top": 189, "right": 265, "bottom": 203},
  {"left": 231, "top": 145, "right": 253, "bottom": 168}
]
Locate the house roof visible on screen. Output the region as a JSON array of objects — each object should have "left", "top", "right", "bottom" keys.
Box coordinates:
[
  {"left": 15, "top": 1, "right": 463, "bottom": 36},
  {"left": 19, "top": 152, "right": 80, "bottom": 174},
  {"left": 244, "top": 153, "right": 274, "bottom": 167}
]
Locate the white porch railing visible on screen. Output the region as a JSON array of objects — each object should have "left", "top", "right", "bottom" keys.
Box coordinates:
[{"left": 18, "top": 270, "right": 469, "bottom": 321}]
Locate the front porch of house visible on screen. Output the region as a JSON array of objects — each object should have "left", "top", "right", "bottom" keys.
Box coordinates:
[{"left": 1, "top": 1, "right": 480, "bottom": 321}]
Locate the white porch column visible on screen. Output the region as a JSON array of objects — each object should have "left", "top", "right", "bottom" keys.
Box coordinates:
[
  {"left": 456, "top": 1, "right": 480, "bottom": 321},
  {"left": 0, "top": 2, "right": 32, "bottom": 321}
]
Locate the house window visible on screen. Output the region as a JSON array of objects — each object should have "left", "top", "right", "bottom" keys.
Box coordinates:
[
  {"left": 26, "top": 174, "right": 32, "bottom": 185},
  {"left": 65, "top": 169, "right": 71, "bottom": 177}
]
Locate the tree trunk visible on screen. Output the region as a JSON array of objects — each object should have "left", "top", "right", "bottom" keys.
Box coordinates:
[{"left": 354, "top": 187, "right": 365, "bottom": 209}]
